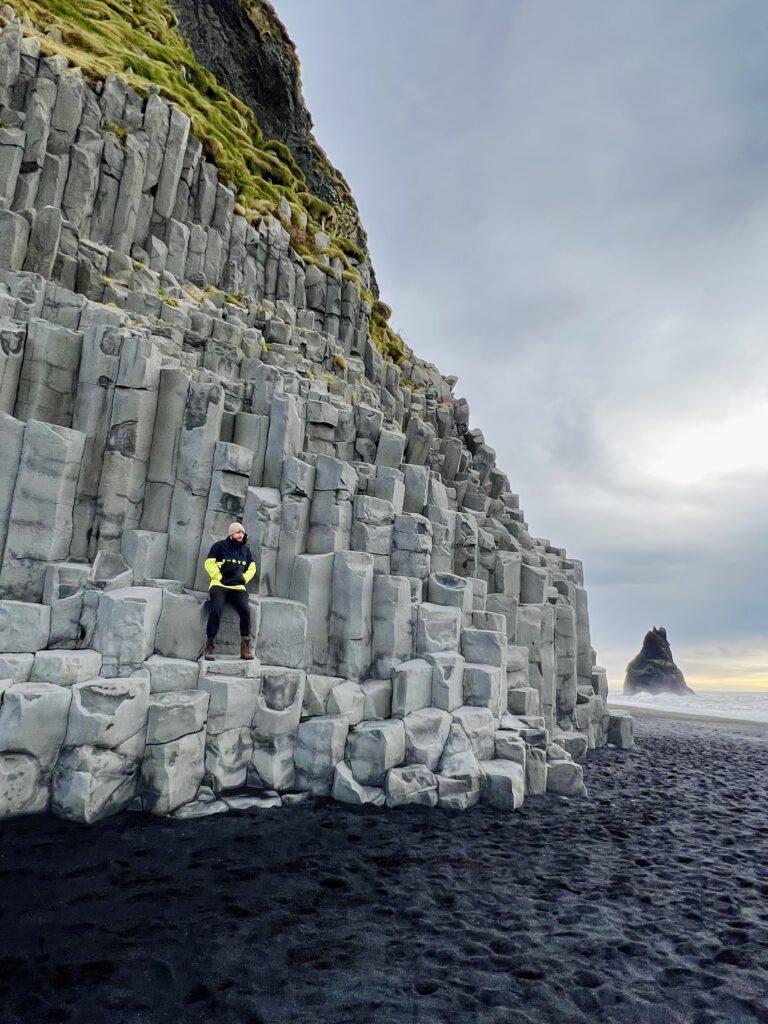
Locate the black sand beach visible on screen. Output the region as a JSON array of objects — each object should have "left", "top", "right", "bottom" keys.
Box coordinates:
[{"left": 2, "top": 714, "right": 767, "bottom": 1024}]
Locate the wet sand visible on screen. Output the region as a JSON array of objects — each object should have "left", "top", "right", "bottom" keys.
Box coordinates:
[{"left": 1, "top": 714, "right": 768, "bottom": 1024}]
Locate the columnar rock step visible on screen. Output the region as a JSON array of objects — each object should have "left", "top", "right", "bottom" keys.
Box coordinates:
[{"left": 0, "top": 15, "right": 631, "bottom": 823}]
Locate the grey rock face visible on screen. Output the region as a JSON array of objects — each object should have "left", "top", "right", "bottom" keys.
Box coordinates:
[
  {"left": 452, "top": 705, "right": 496, "bottom": 761},
  {"left": 91, "top": 588, "right": 162, "bottom": 676},
  {"left": 370, "top": 574, "right": 412, "bottom": 677},
  {"left": 198, "top": 672, "right": 260, "bottom": 734},
  {"left": 0, "top": 420, "right": 85, "bottom": 600},
  {"left": 481, "top": 759, "right": 525, "bottom": 811},
  {"left": 463, "top": 663, "right": 504, "bottom": 718},
  {"left": 0, "top": 207, "right": 29, "bottom": 270},
  {"left": 141, "top": 730, "right": 205, "bottom": 815},
  {"left": 391, "top": 658, "right": 432, "bottom": 718},
  {"left": 426, "top": 651, "right": 465, "bottom": 712},
  {"left": 415, "top": 603, "right": 461, "bottom": 655},
  {"left": 525, "top": 746, "right": 548, "bottom": 795},
  {"left": 205, "top": 727, "right": 252, "bottom": 792},
  {"left": 428, "top": 571, "right": 473, "bottom": 614},
  {"left": 327, "top": 680, "right": 365, "bottom": 725},
  {"left": 494, "top": 731, "right": 526, "bottom": 767},
  {"left": 385, "top": 764, "right": 438, "bottom": 808},
  {"left": 360, "top": 678, "right": 392, "bottom": 720},
  {"left": 0, "top": 681, "right": 71, "bottom": 768},
  {"left": 155, "top": 592, "right": 207, "bottom": 660},
  {"left": 251, "top": 666, "right": 305, "bottom": 740},
  {"left": 346, "top": 718, "right": 405, "bottom": 786},
  {"left": 144, "top": 656, "right": 200, "bottom": 694},
  {"left": 436, "top": 772, "right": 480, "bottom": 811},
  {"left": 607, "top": 711, "right": 635, "bottom": 749},
  {"left": 23, "top": 206, "right": 62, "bottom": 278},
  {"left": 31, "top": 649, "right": 102, "bottom": 687},
  {"left": 507, "top": 685, "right": 539, "bottom": 717},
  {"left": 546, "top": 759, "right": 587, "bottom": 797},
  {"left": 403, "top": 707, "right": 452, "bottom": 771},
  {"left": 331, "top": 761, "right": 385, "bottom": 806},
  {"left": 0, "top": 599, "right": 50, "bottom": 652},
  {"left": 328, "top": 550, "right": 373, "bottom": 679},
  {"left": 436, "top": 723, "right": 482, "bottom": 810},
  {"left": 556, "top": 729, "right": 589, "bottom": 761},
  {"left": 146, "top": 689, "right": 209, "bottom": 744},
  {"left": 52, "top": 744, "right": 140, "bottom": 823},
  {"left": 65, "top": 674, "right": 149, "bottom": 748},
  {"left": 0, "top": 751, "right": 48, "bottom": 817},
  {"left": 256, "top": 599, "right": 307, "bottom": 669},
  {"left": 0, "top": 18, "right": 620, "bottom": 823},
  {"left": 294, "top": 714, "right": 348, "bottom": 795}
]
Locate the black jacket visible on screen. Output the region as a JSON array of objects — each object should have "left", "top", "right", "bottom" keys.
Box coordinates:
[{"left": 204, "top": 535, "right": 256, "bottom": 590}]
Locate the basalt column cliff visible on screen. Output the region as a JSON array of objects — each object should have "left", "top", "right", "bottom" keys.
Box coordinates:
[{"left": 0, "top": 3, "right": 632, "bottom": 824}]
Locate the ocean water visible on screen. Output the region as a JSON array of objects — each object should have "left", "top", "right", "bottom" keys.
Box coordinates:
[{"left": 608, "top": 690, "right": 768, "bottom": 723}]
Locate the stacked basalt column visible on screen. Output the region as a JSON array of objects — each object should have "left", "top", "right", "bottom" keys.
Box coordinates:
[{"left": 0, "top": 18, "right": 631, "bottom": 824}]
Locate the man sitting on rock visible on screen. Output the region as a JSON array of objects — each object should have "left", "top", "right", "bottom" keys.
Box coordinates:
[{"left": 203, "top": 522, "right": 257, "bottom": 661}]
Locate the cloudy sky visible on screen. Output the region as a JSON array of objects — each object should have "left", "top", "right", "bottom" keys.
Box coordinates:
[{"left": 280, "top": 0, "right": 768, "bottom": 691}]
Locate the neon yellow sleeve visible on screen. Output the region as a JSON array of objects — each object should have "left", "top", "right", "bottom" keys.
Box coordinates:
[
  {"left": 243, "top": 560, "right": 257, "bottom": 585},
  {"left": 204, "top": 557, "right": 223, "bottom": 584}
]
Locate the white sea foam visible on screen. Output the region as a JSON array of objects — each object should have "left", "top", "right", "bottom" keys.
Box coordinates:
[{"left": 608, "top": 690, "right": 768, "bottom": 723}]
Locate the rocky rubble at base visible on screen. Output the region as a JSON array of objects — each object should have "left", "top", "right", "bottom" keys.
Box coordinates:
[{"left": 0, "top": 14, "right": 632, "bottom": 824}]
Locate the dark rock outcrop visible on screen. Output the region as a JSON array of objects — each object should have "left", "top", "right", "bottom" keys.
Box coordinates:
[
  {"left": 168, "top": 0, "right": 370, "bottom": 256},
  {"left": 623, "top": 627, "right": 694, "bottom": 696}
]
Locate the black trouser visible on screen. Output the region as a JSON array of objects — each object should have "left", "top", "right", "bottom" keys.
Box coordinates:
[{"left": 206, "top": 586, "right": 251, "bottom": 639}]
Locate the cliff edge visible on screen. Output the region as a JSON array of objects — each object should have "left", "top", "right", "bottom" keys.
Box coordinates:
[{"left": 168, "top": 0, "right": 370, "bottom": 257}]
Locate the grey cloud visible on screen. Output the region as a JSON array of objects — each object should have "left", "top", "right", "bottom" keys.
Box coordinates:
[{"left": 281, "top": 0, "right": 768, "bottom": 682}]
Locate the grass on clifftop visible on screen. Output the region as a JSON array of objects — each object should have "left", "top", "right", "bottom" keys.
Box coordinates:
[
  {"left": 239, "top": 0, "right": 295, "bottom": 51},
  {"left": 12, "top": 0, "right": 413, "bottom": 366},
  {"left": 13, "top": 0, "right": 334, "bottom": 232}
]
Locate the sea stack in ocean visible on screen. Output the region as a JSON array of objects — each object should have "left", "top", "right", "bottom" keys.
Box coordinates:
[
  {"left": 0, "top": 7, "right": 632, "bottom": 825},
  {"left": 624, "top": 627, "right": 693, "bottom": 696}
]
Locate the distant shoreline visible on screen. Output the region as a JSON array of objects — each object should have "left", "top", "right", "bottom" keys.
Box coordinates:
[{"left": 609, "top": 701, "right": 768, "bottom": 732}]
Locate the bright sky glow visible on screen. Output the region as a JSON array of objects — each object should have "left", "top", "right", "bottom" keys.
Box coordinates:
[{"left": 649, "top": 406, "right": 768, "bottom": 486}]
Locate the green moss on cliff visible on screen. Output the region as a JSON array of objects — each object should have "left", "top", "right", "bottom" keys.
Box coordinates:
[
  {"left": 369, "top": 300, "right": 410, "bottom": 364},
  {"left": 240, "top": 0, "right": 295, "bottom": 51},
  {"left": 13, "top": 0, "right": 342, "bottom": 233},
  {"left": 14, "top": 0, "right": 409, "bottom": 362}
]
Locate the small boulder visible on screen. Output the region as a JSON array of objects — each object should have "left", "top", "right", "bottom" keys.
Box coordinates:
[
  {"left": 525, "top": 746, "right": 548, "bottom": 796},
  {"left": 480, "top": 760, "right": 525, "bottom": 811},
  {"left": 556, "top": 730, "right": 589, "bottom": 762},
  {"left": 385, "top": 765, "right": 438, "bottom": 808},
  {"left": 546, "top": 759, "right": 587, "bottom": 797},
  {"left": 608, "top": 711, "right": 635, "bottom": 749},
  {"left": 436, "top": 773, "right": 480, "bottom": 811},
  {"left": 332, "top": 761, "right": 385, "bottom": 806}
]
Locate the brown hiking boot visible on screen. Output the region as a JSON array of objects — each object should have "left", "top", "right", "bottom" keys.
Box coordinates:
[
  {"left": 204, "top": 638, "right": 215, "bottom": 661},
  {"left": 240, "top": 637, "right": 254, "bottom": 661}
]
